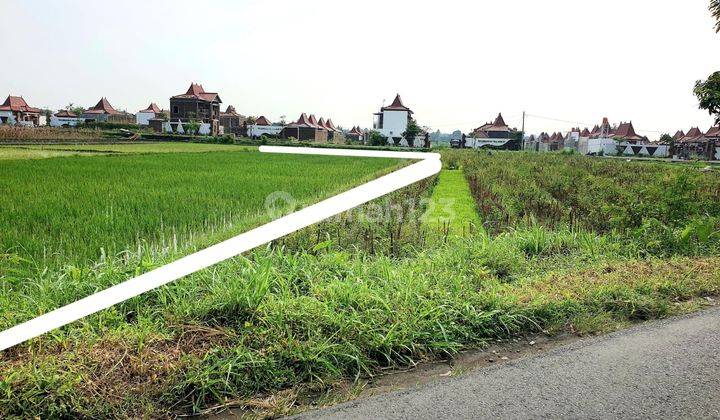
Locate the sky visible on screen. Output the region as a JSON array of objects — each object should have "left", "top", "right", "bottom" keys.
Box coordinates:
[{"left": 1, "top": 0, "right": 719, "bottom": 138}]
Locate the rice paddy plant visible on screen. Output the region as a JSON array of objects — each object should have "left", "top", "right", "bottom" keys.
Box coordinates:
[{"left": 0, "top": 150, "right": 402, "bottom": 269}]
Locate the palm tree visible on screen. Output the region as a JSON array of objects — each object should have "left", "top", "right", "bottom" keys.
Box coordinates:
[{"left": 712, "top": 0, "right": 720, "bottom": 32}]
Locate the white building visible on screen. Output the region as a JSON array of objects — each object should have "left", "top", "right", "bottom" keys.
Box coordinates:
[
  {"left": 373, "top": 94, "right": 415, "bottom": 146},
  {"left": 49, "top": 110, "right": 81, "bottom": 127},
  {"left": 136, "top": 103, "right": 162, "bottom": 126},
  {"left": 247, "top": 115, "right": 283, "bottom": 138}
]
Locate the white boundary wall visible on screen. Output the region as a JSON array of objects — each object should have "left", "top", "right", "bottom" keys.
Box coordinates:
[{"left": 248, "top": 124, "right": 284, "bottom": 138}]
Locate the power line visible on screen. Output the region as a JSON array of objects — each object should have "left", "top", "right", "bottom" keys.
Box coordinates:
[{"left": 426, "top": 113, "right": 524, "bottom": 129}]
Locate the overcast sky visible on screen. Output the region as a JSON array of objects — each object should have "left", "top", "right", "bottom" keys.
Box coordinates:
[{"left": 2, "top": 0, "right": 719, "bottom": 137}]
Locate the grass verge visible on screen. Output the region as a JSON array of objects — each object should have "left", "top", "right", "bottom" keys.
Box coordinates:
[{"left": 422, "top": 169, "right": 482, "bottom": 237}]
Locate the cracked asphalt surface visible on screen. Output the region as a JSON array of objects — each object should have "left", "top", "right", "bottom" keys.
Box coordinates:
[{"left": 296, "top": 307, "right": 720, "bottom": 419}]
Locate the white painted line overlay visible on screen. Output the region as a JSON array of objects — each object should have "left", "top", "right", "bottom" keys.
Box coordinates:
[{"left": 0, "top": 146, "right": 441, "bottom": 352}]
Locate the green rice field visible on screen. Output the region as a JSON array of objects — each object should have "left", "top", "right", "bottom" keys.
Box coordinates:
[
  {"left": 0, "top": 142, "right": 252, "bottom": 159},
  {"left": 0, "top": 146, "right": 401, "bottom": 266}
]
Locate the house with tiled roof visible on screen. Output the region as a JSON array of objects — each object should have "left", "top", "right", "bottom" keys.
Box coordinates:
[
  {"left": 219, "top": 105, "right": 246, "bottom": 135},
  {"left": 461, "top": 113, "right": 520, "bottom": 150},
  {"left": 316, "top": 117, "right": 342, "bottom": 143},
  {"left": 706, "top": 126, "right": 720, "bottom": 142},
  {"left": 168, "top": 83, "right": 222, "bottom": 135},
  {"left": 613, "top": 121, "right": 645, "bottom": 143},
  {"left": 373, "top": 94, "right": 420, "bottom": 146},
  {"left": 81, "top": 97, "right": 134, "bottom": 124},
  {"left": 50, "top": 109, "right": 81, "bottom": 127},
  {"left": 136, "top": 103, "right": 165, "bottom": 126},
  {"left": 672, "top": 130, "right": 686, "bottom": 141},
  {"left": 682, "top": 127, "right": 705, "bottom": 142},
  {"left": 247, "top": 115, "right": 283, "bottom": 138},
  {"left": 672, "top": 126, "right": 719, "bottom": 160},
  {"left": 346, "top": 126, "right": 365, "bottom": 143},
  {"left": 308, "top": 114, "right": 325, "bottom": 131},
  {"left": 255, "top": 116, "right": 271, "bottom": 126},
  {"left": 281, "top": 113, "right": 328, "bottom": 142},
  {"left": 588, "top": 117, "right": 614, "bottom": 139},
  {"left": 470, "top": 114, "right": 516, "bottom": 142},
  {"left": 321, "top": 118, "right": 344, "bottom": 143},
  {"left": 0, "top": 95, "right": 41, "bottom": 126}
]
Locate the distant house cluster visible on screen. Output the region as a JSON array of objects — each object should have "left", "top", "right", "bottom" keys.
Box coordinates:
[
  {"left": 280, "top": 113, "right": 344, "bottom": 143},
  {"left": 671, "top": 125, "right": 720, "bottom": 160},
  {"left": 2, "top": 82, "right": 393, "bottom": 145},
  {"left": 525, "top": 118, "right": 670, "bottom": 157}
]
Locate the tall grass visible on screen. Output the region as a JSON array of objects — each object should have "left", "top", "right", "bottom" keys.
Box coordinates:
[
  {"left": 461, "top": 152, "right": 720, "bottom": 250},
  {"left": 2, "top": 231, "right": 718, "bottom": 417},
  {"left": 0, "top": 126, "right": 101, "bottom": 141}
]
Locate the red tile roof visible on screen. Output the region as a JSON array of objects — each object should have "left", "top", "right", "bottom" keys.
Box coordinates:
[
  {"left": 673, "top": 130, "right": 685, "bottom": 141},
  {"left": 474, "top": 122, "right": 492, "bottom": 132},
  {"left": 255, "top": 115, "right": 271, "bottom": 126},
  {"left": 0, "top": 95, "right": 41, "bottom": 113},
  {"left": 54, "top": 110, "right": 77, "bottom": 118},
  {"left": 287, "top": 113, "right": 315, "bottom": 128},
  {"left": 472, "top": 130, "right": 488, "bottom": 138},
  {"left": 84, "top": 97, "right": 121, "bottom": 115},
  {"left": 381, "top": 94, "right": 413, "bottom": 113},
  {"left": 308, "top": 114, "right": 326, "bottom": 130},
  {"left": 221, "top": 105, "right": 240, "bottom": 116},
  {"left": 614, "top": 121, "right": 643, "bottom": 141},
  {"left": 326, "top": 119, "right": 339, "bottom": 132},
  {"left": 686, "top": 127, "right": 703, "bottom": 137},
  {"left": 139, "top": 102, "right": 161, "bottom": 113},
  {"left": 682, "top": 127, "right": 706, "bottom": 142},
  {"left": 486, "top": 113, "right": 510, "bottom": 132},
  {"left": 580, "top": 128, "right": 591, "bottom": 137},
  {"left": 705, "top": 126, "right": 720, "bottom": 137},
  {"left": 171, "top": 83, "right": 221, "bottom": 103}
]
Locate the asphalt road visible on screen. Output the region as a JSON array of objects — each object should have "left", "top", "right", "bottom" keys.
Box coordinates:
[{"left": 297, "top": 307, "right": 720, "bottom": 419}]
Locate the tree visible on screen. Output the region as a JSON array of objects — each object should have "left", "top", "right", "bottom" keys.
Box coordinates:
[
  {"left": 72, "top": 107, "right": 86, "bottom": 118},
  {"left": 41, "top": 109, "right": 52, "bottom": 125},
  {"left": 184, "top": 119, "right": 200, "bottom": 135},
  {"left": 712, "top": 0, "right": 720, "bottom": 32},
  {"left": 246, "top": 116, "right": 257, "bottom": 125},
  {"left": 369, "top": 130, "right": 386, "bottom": 146},
  {"left": 659, "top": 133, "right": 673, "bottom": 144},
  {"left": 694, "top": 71, "right": 720, "bottom": 125},
  {"left": 402, "top": 118, "right": 422, "bottom": 147}
]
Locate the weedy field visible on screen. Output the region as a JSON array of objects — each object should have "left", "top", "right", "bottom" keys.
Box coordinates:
[{"left": 1, "top": 148, "right": 720, "bottom": 418}]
